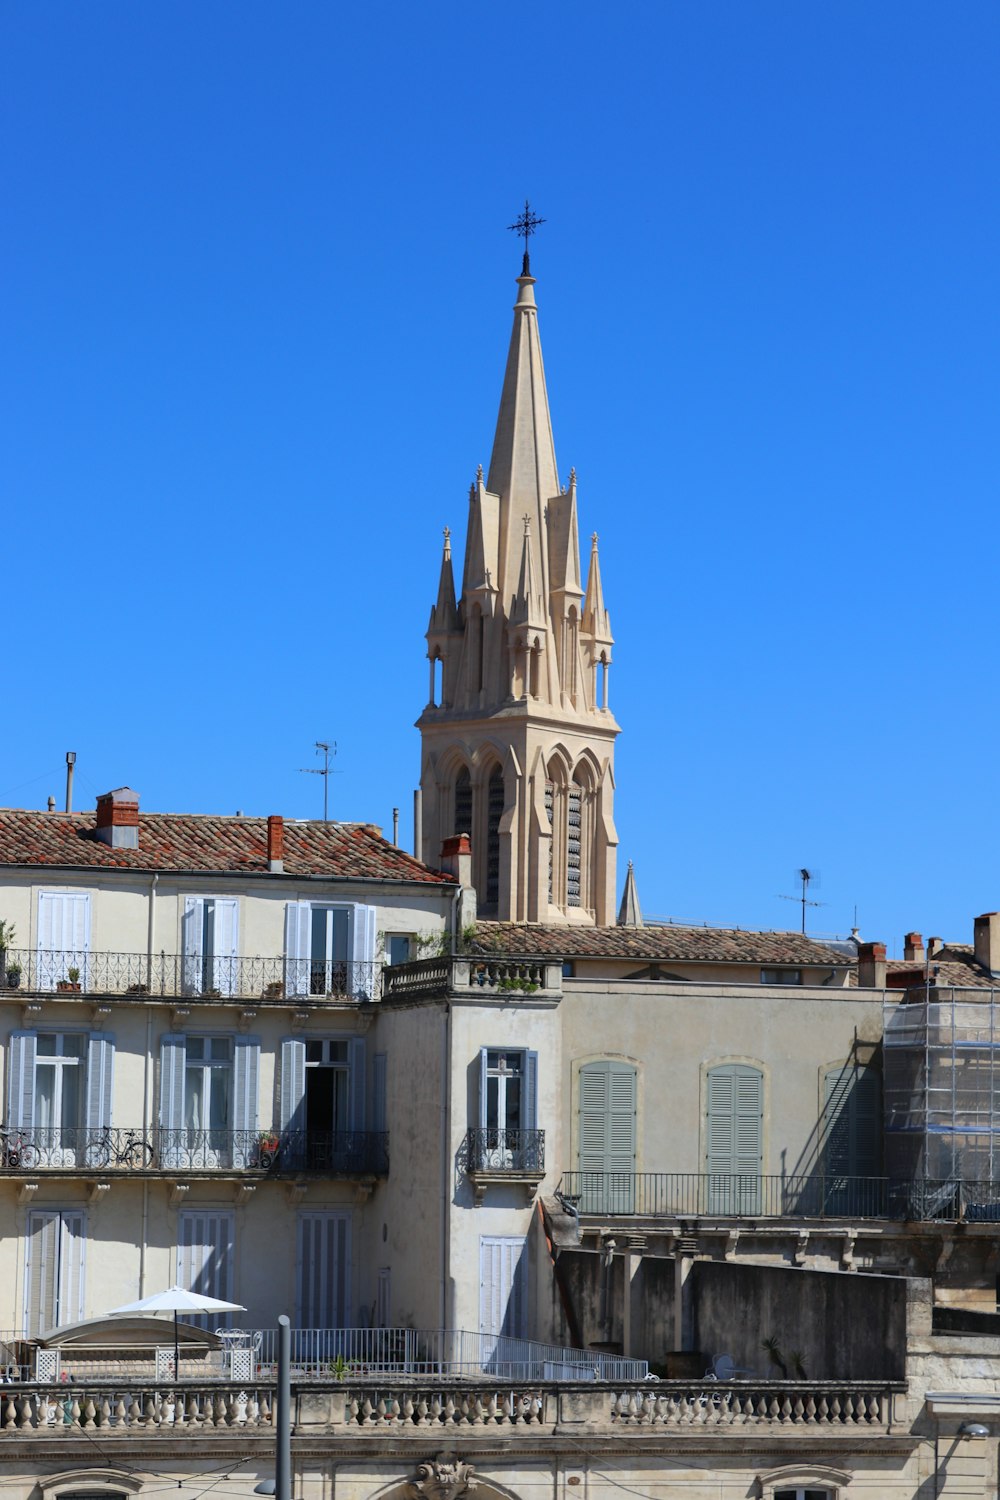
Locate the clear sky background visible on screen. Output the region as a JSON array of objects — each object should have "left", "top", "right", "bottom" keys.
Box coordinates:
[{"left": 3, "top": 3, "right": 997, "bottom": 953}]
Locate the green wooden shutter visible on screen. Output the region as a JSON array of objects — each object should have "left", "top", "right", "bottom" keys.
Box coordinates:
[
  {"left": 578, "top": 1061, "right": 636, "bottom": 1211},
  {"left": 824, "top": 1063, "right": 882, "bottom": 1178},
  {"left": 705, "top": 1064, "right": 763, "bottom": 1212}
]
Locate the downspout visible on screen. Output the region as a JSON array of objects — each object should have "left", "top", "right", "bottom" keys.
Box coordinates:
[
  {"left": 443, "top": 885, "right": 461, "bottom": 1330},
  {"left": 140, "top": 873, "right": 158, "bottom": 1297},
  {"left": 449, "top": 885, "right": 462, "bottom": 954}
]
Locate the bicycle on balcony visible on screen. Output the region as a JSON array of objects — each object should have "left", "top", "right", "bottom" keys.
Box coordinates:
[
  {"left": 83, "top": 1127, "right": 155, "bottom": 1169},
  {"left": 0, "top": 1129, "right": 37, "bottom": 1168}
]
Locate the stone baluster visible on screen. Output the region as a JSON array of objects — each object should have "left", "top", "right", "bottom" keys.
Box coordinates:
[
  {"left": 213, "top": 1392, "right": 228, "bottom": 1427},
  {"left": 428, "top": 1393, "right": 443, "bottom": 1424},
  {"left": 414, "top": 1394, "right": 428, "bottom": 1424},
  {"left": 804, "top": 1393, "right": 816, "bottom": 1423},
  {"left": 3, "top": 1394, "right": 15, "bottom": 1431},
  {"left": 68, "top": 1395, "right": 81, "bottom": 1428},
  {"left": 186, "top": 1392, "right": 201, "bottom": 1425},
  {"left": 98, "top": 1394, "right": 112, "bottom": 1428},
  {"left": 18, "top": 1394, "right": 35, "bottom": 1430},
  {"left": 259, "top": 1391, "right": 272, "bottom": 1425},
  {"left": 829, "top": 1393, "right": 842, "bottom": 1424}
]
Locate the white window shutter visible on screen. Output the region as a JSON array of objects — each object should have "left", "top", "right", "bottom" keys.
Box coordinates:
[
  {"left": 182, "top": 898, "right": 204, "bottom": 995},
  {"left": 212, "top": 898, "right": 240, "bottom": 995},
  {"left": 61, "top": 1211, "right": 86, "bottom": 1328},
  {"left": 7, "top": 1031, "right": 37, "bottom": 1132},
  {"left": 284, "top": 902, "right": 311, "bottom": 997},
  {"left": 297, "top": 1212, "right": 350, "bottom": 1326},
  {"left": 37, "top": 892, "right": 90, "bottom": 989},
  {"left": 232, "top": 1036, "right": 260, "bottom": 1167},
  {"left": 348, "top": 1038, "right": 366, "bottom": 1132},
  {"left": 279, "top": 1037, "right": 306, "bottom": 1132},
  {"left": 26, "top": 1211, "right": 59, "bottom": 1337},
  {"left": 159, "top": 1035, "right": 186, "bottom": 1167},
  {"left": 178, "top": 1211, "right": 235, "bottom": 1325},
  {"left": 478, "top": 1047, "right": 490, "bottom": 1130},
  {"left": 85, "top": 1034, "right": 115, "bottom": 1134},
  {"left": 351, "top": 905, "right": 378, "bottom": 963}
]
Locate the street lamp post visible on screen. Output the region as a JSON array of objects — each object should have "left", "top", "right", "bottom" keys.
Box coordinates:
[{"left": 254, "top": 1314, "right": 292, "bottom": 1500}]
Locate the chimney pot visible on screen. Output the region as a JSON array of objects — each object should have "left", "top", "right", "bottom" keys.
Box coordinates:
[
  {"left": 95, "top": 788, "right": 140, "bottom": 849},
  {"left": 267, "top": 815, "right": 284, "bottom": 874},
  {"left": 857, "top": 941, "right": 887, "bottom": 989},
  {"left": 904, "top": 931, "right": 925, "bottom": 962},
  {"left": 928, "top": 936, "right": 944, "bottom": 957}
]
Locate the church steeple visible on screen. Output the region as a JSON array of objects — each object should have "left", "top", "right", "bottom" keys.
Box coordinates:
[{"left": 418, "top": 250, "right": 619, "bottom": 925}]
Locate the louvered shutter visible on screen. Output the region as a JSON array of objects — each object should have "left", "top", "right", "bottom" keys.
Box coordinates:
[
  {"left": 479, "top": 1235, "right": 526, "bottom": 1342},
  {"left": 350, "top": 904, "right": 378, "bottom": 998},
  {"left": 372, "top": 1053, "right": 387, "bottom": 1133},
  {"left": 522, "top": 1051, "right": 538, "bottom": 1133},
  {"left": 179, "top": 1211, "right": 235, "bottom": 1325},
  {"left": 232, "top": 1036, "right": 260, "bottom": 1167},
  {"left": 212, "top": 899, "right": 240, "bottom": 996},
  {"left": 578, "top": 1061, "right": 636, "bottom": 1212},
  {"left": 825, "top": 1064, "right": 882, "bottom": 1180},
  {"left": 706, "top": 1064, "right": 763, "bottom": 1212},
  {"left": 182, "top": 898, "right": 204, "bottom": 995},
  {"left": 159, "top": 1035, "right": 186, "bottom": 1167},
  {"left": 348, "top": 1038, "right": 366, "bottom": 1132},
  {"left": 85, "top": 1034, "right": 115, "bottom": 1134},
  {"left": 60, "top": 1211, "right": 86, "bottom": 1328},
  {"left": 284, "top": 903, "right": 311, "bottom": 997},
  {"left": 296, "top": 1212, "right": 350, "bottom": 1326},
  {"left": 26, "top": 1211, "right": 59, "bottom": 1337},
  {"left": 279, "top": 1037, "right": 306, "bottom": 1133},
  {"left": 478, "top": 1047, "right": 490, "bottom": 1130},
  {"left": 7, "top": 1031, "right": 36, "bottom": 1131},
  {"left": 37, "top": 892, "right": 90, "bottom": 989}
]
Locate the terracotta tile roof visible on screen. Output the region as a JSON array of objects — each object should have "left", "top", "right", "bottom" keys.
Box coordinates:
[
  {"left": 887, "top": 948, "right": 995, "bottom": 990},
  {"left": 0, "top": 809, "right": 454, "bottom": 884},
  {"left": 471, "top": 921, "right": 853, "bottom": 968}
]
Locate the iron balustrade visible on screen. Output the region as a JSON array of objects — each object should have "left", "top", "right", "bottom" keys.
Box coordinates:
[
  {"left": 0, "top": 1126, "right": 388, "bottom": 1176},
  {"left": 462, "top": 1128, "right": 545, "bottom": 1174},
  {"left": 0, "top": 949, "right": 382, "bottom": 1003},
  {"left": 559, "top": 1172, "right": 907, "bottom": 1219}
]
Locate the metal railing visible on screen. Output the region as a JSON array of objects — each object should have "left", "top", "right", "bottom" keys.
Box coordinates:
[
  {"left": 0, "top": 950, "right": 382, "bottom": 1003},
  {"left": 559, "top": 1171, "right": 1000, "bottom": 1221},
  {"left": 462, "top": 1128, "right": 545, "bottom": 1174},
  {"left": 0, "top": 1126, "right": 389, "bottom": 1176},
  {"left": 253, "top": 1327, "right": 647, "bottom": 1382}
]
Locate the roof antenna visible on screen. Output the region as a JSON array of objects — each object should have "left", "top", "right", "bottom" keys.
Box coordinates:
[
  {"left": 298, "top": 741, "right": 338, "bottom": 822},
  {"left": 777, "top": 867, "right": 826, "bottom": 935}
]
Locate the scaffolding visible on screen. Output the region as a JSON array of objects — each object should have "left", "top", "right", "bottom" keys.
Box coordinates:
[{"left": 884, "top": 986, "right": 1000, "bottom": 1218}]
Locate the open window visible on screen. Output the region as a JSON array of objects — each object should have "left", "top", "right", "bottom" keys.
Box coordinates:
[
  {"left": 284, "top": 902, "right": 377, "bottom": 999},
  {"left": 468, "top": 1047, "right": 542, "bottom": 1182}
]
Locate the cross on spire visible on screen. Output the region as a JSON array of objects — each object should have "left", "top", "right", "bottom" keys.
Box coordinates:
[{"left": 508, "top": 199, "right": 546, "bottom": 275}]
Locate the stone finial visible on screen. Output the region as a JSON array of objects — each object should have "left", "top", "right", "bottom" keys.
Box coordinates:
[
  {"left": 407, "top": 1458, "right": 479, "bottom": 1500},
  {"left": 476, "top": 463, "right": 484, "bottom": 483},
  {"left": 569, "top": 466, "right": 576, "bottom": 486},
  {"left": 591, "top": 531, "right": 599, "bottom": 548},
  {"left": 442, "top": 525, "right": 451, "bottom": 560},
  {"left": 523, "top": 513, "right": 531, "bottom": 536}
]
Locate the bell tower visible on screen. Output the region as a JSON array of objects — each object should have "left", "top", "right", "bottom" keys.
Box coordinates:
[{"left": 417, "top": 246, "right": 619, "bottom": 925}]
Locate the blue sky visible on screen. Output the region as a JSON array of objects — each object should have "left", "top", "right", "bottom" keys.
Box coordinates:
[{"left": 3, "top": 3, "right": 997, "bottom": 953}]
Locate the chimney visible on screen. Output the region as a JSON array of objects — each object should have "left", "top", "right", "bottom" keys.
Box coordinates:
[
  {"left": 928, "top": 936, "right": 944, "bottom": 957},
  {"left": 95, "top": 788, "right": 140, "bottom": 849},
  {"left": 974, "top": 913, "right": 1000, "bottom": 977},
  {"left": 440, "top": 834, "right": 477, "bottom": 931},
  {"left": 267, "top": 815, "right": 284, "bottom": 874},
  {"left": 904, "top": 931, "right": 925, "bottom": 963},
  {"left": 857, "top": 941, "right": 887, "bottom": 989}
]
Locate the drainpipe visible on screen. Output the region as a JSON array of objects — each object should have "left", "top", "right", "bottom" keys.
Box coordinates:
[
  {"left": 450, "top": 885, "right": 462, "bottom": 954},
  {"left": 64, "top": 751, "right": 76, "bottom": 814},
  {"left": 441, "top": 997, "right": 452, "bottom": 1334},
  {"left": 139, "top": 873, "right": 157, "bottom": 1298}
]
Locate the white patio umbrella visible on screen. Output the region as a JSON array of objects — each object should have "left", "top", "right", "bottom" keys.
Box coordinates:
[{"left": 105, "top": 1285, "right": 247, "bottom": 1379}]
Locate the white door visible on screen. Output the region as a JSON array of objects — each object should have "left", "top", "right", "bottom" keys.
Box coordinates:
[{"left": 479, "top": 1235, "right": 527, "bottom": 1357}]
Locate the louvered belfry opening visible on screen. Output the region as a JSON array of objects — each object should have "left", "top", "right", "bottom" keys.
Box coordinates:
[
  {"left": 453, "top": 769, "right": 472, "bottom": 840},
  {"left": 485, "top": 767, "right": 504, "bottom": 910},
  {"left": 567, "top": 782, "right": 583, "bottom": 908}
]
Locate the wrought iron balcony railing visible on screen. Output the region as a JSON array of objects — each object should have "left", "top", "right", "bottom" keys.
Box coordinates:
[
  {"left": 0, "top": 950, "right": 381, "bottom": 1003},
  {"left": 0, "top": 1126, "right": 389, "bottom": 1177},
  {"left": 462, "top": 1127, "right": 545, "bottom": 1175}
]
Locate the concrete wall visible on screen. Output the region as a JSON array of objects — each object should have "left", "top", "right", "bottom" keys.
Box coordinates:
[
  {"left": 692, "top": 1260, "right": 907, "bottom": 1380},
  {"left": 551, "top": 1248, "right": 675, "bottom": 1363}
]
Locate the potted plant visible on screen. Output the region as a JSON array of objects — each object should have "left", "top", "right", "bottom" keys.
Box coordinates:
[
  {"left": 57, "top": 968, "right": 82, "bottom": 994},
  {"left": 0, "top": 920, "right": 15, "bottom": 987},
  {"left": 263, "top": 980, "right": 284, "bottom": 999},
  {"left": 5, "top": 961, "right": 21, "bottom": 989},
  {"left": 255, "top": 1132, "right": 280, "bottom": 1168}
]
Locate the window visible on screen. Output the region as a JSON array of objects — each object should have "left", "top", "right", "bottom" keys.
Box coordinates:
[
  {"left": 7, "top": 1032, "right": 114, "bottom": 1166},
  {"left": 279, "top": 1035, "right": 366, "bottom": 1169},
  {"left": 284, "top": 902, "right": 377, "bottom": 998},
  {"left": 178, "top": 1210, "right": 234, "bottom": 1325},
  {"left": 159, "top": 1034, "right": 259, "bottom": 1168},
  {"left": 25, "top": 1208, "right": 85, "bottom": 1336},
  {"left": 453, "top": 768, "right": 472, "bottom": 838},
  {"left": 761, "top": 968, "right": 802, "bottom": 985},
  {"left": 775, "top": 1490, "right": 833, "bottom": 1500},
  {"left": 385, "top": 934, "right": 412, "bottom": 966},
  {"left": 37, "top": 891, "right": 90, "bottom": 991},
  {"left": 297, "top": 1211, "right": 351, "bottom": 1327},
  {"left": 182, "top": 897, "right": 239, "bottom": 996},
  {"left": 567, "top": 782, "right": 582, "bottom": 907},
  {"left": 577, "top": 1060, "right": 637, "bottom": 1212},
  {"left": 485, "top": 767, "right": 504, "bottom": 910},
  {"left": 705, "top": 1063, "right": 764, "bottom": 1213},
  {"left": 474, "top": 1047, "right": 539, "bottom": 1170},
  {"left": 823, "top": 1062, "right": 881, "bottom": 1207}
]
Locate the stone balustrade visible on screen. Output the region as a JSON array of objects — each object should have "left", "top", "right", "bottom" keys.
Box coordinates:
[
  {"left": 383, "top": 957, "right": 563, "bottom": 1003},
  {"left": 0, "top": 1379, "right": 903, "bottom": 1437}
]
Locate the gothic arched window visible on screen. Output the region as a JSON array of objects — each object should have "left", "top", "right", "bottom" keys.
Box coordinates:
[
  {"left": 453, "top": 768, "right": 472, "bottom": 839},
  {"left": 485, "top": 766, "right": 504, "bottom": 909}
]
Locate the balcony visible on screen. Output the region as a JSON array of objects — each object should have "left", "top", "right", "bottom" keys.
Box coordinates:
[
  {"left": 560, "top": 1172, "right": 893, "bottom": 1219},
  {"left": 0, "top": 950, "right": 382, "bottom": 1004},
  {"left": 461, "top": 1127, "right": 545, "bottom": 1202},
  {"left": 0, "top": 1126, "right": 389, "bottom": 1178},
  {"left": 383, "top": 955, "right": 563, "bottom": 1003}
]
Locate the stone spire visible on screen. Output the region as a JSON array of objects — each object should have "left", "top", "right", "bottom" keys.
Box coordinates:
[
  {"left": 418, "top": 263, "right": 620, "bottom": 925},
  {"left": 486, "top": 272, "right": 560, "bottom": 611},
  {"left": 617, "top": 861, "right": 643, "bottom": 928}
]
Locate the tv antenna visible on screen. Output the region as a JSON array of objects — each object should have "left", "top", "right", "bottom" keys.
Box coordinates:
[
  {"left": 298, "top": 741, "right": 338, "bottom": 822},
  {"left": 777, "top": 867, "right": 826, "bottom": 934}
]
